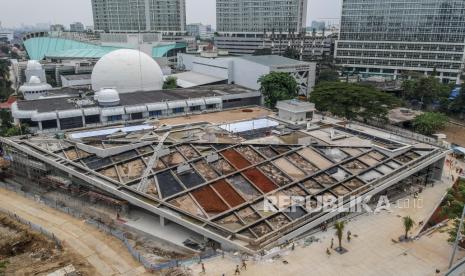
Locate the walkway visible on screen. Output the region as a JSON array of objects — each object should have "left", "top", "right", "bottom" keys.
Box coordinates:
[
  {"left": 0, "top": 187, "right": 149, "bottom": 276},
  {"left": 189, "top": 158, "right": 464, "bottom": 275}
]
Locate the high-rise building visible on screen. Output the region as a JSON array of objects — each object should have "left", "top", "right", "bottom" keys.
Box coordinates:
[
  {"left": 335, "top": 0, "right": 465, "bottom": 83},
  {"left": 186, "top": 23, "right": 212, "bottom": 40},
  {"left": 216, "top": 0, "right": 308, "bottom": 33},
  {"left": 70, "top": 22, "right": 85, "bottom": 32},
  {"left": 91, "top": 0, "right": 186, "bottom": 32}
]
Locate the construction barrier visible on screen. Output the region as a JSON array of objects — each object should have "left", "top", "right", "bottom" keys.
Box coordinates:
[{"left": 0, "top": 181, "right": 219, "bottom": 271}]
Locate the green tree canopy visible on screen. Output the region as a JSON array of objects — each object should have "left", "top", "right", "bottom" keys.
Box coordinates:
[
  {"left": 318, "top": 69, "right": 339, "bottom": 83},
  {"left": 309, "top": 82, "right": 399, "bottom": 121},
  {"left": 412, "top": 112, "right": 448, "bottom": 136},
  {"left": 163, "top": 76, "right": 178, "bottom": 89},
  {"left": 402, "top": 216, "right": 415, "bottom": 239},
  {"left": 401, "top": 76, "right": 452, "bottom": 107},
  {"left": 258, "top": 72, "right": 299, "bottom": 108},
  {"left": 283, "top": 47, "right": 300, "bottom": 60}
]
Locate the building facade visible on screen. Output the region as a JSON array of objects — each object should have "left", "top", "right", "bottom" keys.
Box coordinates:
[
  {"left": 70, "top": 22, "right": 85, "bottom": 32},
  {"left": 335, "top": 0, "right": 465, "bottom": 83},
  {"left": 216, "top": 0, "right": 308, "bottom": 34},
  {"left": 186, "top": 23, "right": 212, "bottom": 40},
  {"left": 91, "top": 0, "right": 186, "bottom": 32}
]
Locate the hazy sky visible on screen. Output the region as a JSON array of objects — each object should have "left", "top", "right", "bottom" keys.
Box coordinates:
[{"left": 0, "top": 0, "right": 341, "bottom": 28}]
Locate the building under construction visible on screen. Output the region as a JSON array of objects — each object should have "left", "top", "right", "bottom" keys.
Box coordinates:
[{"left": 0, "top": 107, "right": 447, "bottom": 253}]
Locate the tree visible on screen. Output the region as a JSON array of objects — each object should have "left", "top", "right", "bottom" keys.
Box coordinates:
[
  {"left": 412, "top": 112, "right": 448, "bottom": 136},
  {"left": 448, "top": 218, "right": 465, "bottom": 243},
  {"left": 450, "top": 83, "right": 465, "bottom": 117},
  {"left": 318, "top": 69, "right": 339, "bottom": 83},
  {"left": 401, "top": 76, "right": 452, "bottom": 108},
  {"left": 402, "top": 216, "right": 415, "bottom": 240},
  {"left": 334, "top": 221, "right": 345, "bottom": 251},
  {"left": 258, "top": 72, "right": 298, "bottom": 108},
  {"left": 283, "top": 47, "right": 300, "bottom": 60},
  {"left": 310, "top": 82, "right": 399, "bottom": 121},
  {"left": 163, "top": 76, "right": 178, "bottom": 89}
]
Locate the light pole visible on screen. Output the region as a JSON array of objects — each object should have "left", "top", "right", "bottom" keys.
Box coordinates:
[{"left": 449, "top": 204, "right": 465, "bottom": 269}]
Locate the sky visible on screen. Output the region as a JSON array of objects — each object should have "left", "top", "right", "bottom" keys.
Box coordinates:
[{"left": 0, "top": 0, "right": 341, "bottom": 29}]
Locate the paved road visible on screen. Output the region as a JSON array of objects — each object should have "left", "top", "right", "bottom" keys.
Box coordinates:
[{"left": 0, "top": 187, "right": 149, "bottom": 276}]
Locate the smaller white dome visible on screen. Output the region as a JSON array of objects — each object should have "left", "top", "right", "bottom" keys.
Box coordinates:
[
  {"left": 95, "top": 88, "right": 120, "bottom": 106},
  {"left": 26, "top": 60, "right": 43, "bottom": 71},
  {"left": 28, "top": 76, "right": 41, "bottom": 84}
]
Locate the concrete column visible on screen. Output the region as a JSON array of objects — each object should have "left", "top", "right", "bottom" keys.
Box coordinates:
[
  {"left": 160, "top": 215, "right": 167, "bottom": 226},
  {"left": 56, "top": 118, "right": 61, "bottom": 131},
  {"left": 81, "top": 115, "right": 86, "bottom": 128},
  {"left": 38, "top": 121, "right": 43, "bottom": 131},
  {"left": 394, "top": 69, "right": 398, "bottom": 80},
  {"left": 433, "top": 157, "right": 446, "bottom": 181}
]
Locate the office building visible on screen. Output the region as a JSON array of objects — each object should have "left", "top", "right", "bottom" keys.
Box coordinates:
[
  {"left": 186, "top": 23, "right": 212, "bottom": 40},
  {"left": 217, "top": 0, "right": 308, "bottom": 33},
  {"left": 70, "top": 22, "right": 85, "bottom": 32},
  {"left": 335, "top": 0, "right": 465, "bottom": 83},
  {"left": 91, "top": 0, "right": 186, "bottom": 32}
]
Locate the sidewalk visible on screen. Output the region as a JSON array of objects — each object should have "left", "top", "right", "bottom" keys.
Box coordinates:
[{"left": 189, "top": 167, "right": 464, "bottom": 275}]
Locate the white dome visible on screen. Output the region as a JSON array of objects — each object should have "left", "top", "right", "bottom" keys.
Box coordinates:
[
  {"left": 29, "top": 76, "right": 41, "bottom": 84},
  {"left": 26, "top": 60, "right": 43, "bottom": 71},
  {"left": 91, "top": 49, "right": 164, "bottom": 93},
  {"left": 95, "top": 88, "right": 120, "bottom": 106}
]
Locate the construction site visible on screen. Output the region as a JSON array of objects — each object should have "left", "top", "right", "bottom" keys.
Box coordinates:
[{"left": 0, "top": 105, "right": 448, "bottom": 257}]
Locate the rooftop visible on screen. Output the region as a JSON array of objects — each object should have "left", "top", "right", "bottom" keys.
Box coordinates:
[
  {"left": 16, "top": 84, "right": 256, "bottom": 113},
  {"left": 61, "top": 74, "right": 92, "bottom": 81},
  {"left": 239, "top": 55, "right": 311, "bottom": 67}
]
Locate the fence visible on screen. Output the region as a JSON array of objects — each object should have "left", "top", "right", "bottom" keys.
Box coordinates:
[
  {"left": 0, "top": 206, "right": 62, "bottom": 249},
  {"left": 0, "top": 180, "right": 219, "bottom": 272}
]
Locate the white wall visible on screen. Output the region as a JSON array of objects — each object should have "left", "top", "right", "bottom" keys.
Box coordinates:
[{"left": 232, "top": 58, "right": 270, "bottom": 90}]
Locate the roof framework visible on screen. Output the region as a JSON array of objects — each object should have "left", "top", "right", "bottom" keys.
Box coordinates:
[{"left": 15, "top": 131, "right": 438, "bottom": 249}]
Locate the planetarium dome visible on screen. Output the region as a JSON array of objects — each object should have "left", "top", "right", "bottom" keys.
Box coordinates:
[
  {"left": 26, "top": 60, "right": 43, "bottom": 71},
  {"left": 94, "top": 88, "right": 120, "bottom": 106},
  {"left": 91, "top": 49, "right": 164, "bottom": 94}
]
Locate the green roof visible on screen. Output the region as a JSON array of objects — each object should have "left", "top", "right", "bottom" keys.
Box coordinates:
[{"left": 24, "top": 37, "right": 186, "bottom": 60}]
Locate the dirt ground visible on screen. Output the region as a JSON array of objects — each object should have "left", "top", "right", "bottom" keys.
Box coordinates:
[
  {"left": 442, "top": 122, "right": 465, "bottom": 146},
  {"left": 0, "top": 213, "right": 96, "bottom": 275}
]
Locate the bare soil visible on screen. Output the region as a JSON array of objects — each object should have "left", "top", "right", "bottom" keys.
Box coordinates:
[
  {"left": 442, "top": 122, "right": 465, "bottom": 146},
  {"left": 0, "top": 213, "right": 96, "bottom": 276}
]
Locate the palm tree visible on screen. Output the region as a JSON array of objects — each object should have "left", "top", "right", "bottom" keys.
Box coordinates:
[
  {"left": 403, "top": 216, "right": 415, "bottom": 240},
  {"left": 334, "top": 221, "right": 345, "bottom": 251}
]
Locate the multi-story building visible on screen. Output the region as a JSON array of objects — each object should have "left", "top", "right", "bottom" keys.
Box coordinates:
[
  {"left": 50, "top": 24, "right": 65, "bottom": 32},
  {"left": 70, "top": 22, "right": 85, "bottom": 33},
  {"left": 217, "top": 0, "right": 307, "bottom": 33},
  {"left": 215, "top": 33, "right": 334, "bottom": 60},
  {"left": 186, "top": 23, "right": 212, "bottom": 40},
  {"left": 91, "top": 0, "right": 186, "bottom": 32},
  {"left": 335, "top": 0, "right": 465, "bottom": 83}
]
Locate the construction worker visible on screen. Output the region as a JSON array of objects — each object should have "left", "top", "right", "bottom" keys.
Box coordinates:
[
  {"left": 291, "top": 242, "right": 295, "bottom": 251},
  {"left": 235, "top": 264, "right": 241, "bottom": 275},
  {"left": 241, "top": 260, "right": 247, "bottom": 270},
  {"left": 201, "top": 263, "right": 205, "bottom": 274},
  {"left": 347, "top": 231, "right": 352, "bottom": 242},
  {"left": 326, "top": 248, "right": 331, "bottom": 257},
  {"left": 330, "top": 238, "right": 334, "bottom": 249}
]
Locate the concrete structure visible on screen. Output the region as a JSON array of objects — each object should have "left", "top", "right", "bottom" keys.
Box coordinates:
[
  {"left": 25, "top": 60, "right": 46, "bottom": 83},
  {"left": 91, "top": 0, "right": 186, "bottom": 32},
  {"left": 178, "top": 54, "right": 317, "bottom": 96},
  {"left": 18, "top": 76, "right": 53, "bottom": 101},
  {"left": 0, "top": 29, "right": 14, "bottom": 43},
  {"left": 1, "top": 106, "right": 448, "bottom": 253},
  {"left": 186, "top": 23, "right": 212, "bottom": 40},
  {"left": 50, "top": 24, "right": 65, "bottom": 32},
  {"left": 216, "top": 0, "right": 307, "bottom": 33},
  {"left": 276, "top": 99, "right": 315, "bottom": 122},
  {"left": 70, "top": 22, "right": 85, "bottom": 32},
  {"left": 91, "top": 49, "right": 164, "bottom": 93},
  {"left": 60, "top": 74, "right": 92, "bottom": 88},
  {"left": 214, "top": 33, "right": 334, "bottom": 58},
  {"left": 11, "top": 84, "right": 261, "bottom": 132},
  {"left": 335, "top": 0, "right": 465, "bottom": 83}
]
